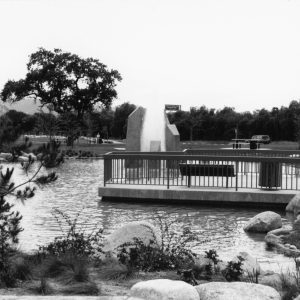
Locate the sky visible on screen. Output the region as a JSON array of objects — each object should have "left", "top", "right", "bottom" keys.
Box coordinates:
[{"left": 1, "top": 0, "right": 300, "bottom": 113}]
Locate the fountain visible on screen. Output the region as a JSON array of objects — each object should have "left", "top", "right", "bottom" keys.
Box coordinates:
[{"left": 126, "top": 106, "right": 180, "bottom": 152}]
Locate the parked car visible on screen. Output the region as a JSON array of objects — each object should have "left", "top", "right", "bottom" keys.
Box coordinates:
[{"left": 251, "top": 135, "right": 271, "bottom": 144}]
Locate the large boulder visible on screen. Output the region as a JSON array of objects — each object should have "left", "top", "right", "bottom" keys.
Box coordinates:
[
  {"left": 194, "top": 254, "right": 227, "bottom": 276},
  {"left": 17, "top": 156, "right": 29, "bottom": 162},
  {"left": 260, "top": 272, "right": 298, "bottom": 295},
  {"left": 265, "top": 232, "right": 282, "bottom": 246},
  {"left": 195, "top": 282, "right": 280, "bottom": 300},
  {"left": 244, "top": 211, "right": 282, "bottom": 233},
  {"left": 293, "top": 216, "right": 300, "bottom": 231},
  {"left": 268, "top": 226, "right": 293, "bottom": 236},
  {"left": 265, "top": 225, "right": 300, "bottom": 256},
  {"left": 0, "top": 152, "right": 12, "bottom": 161},
  {"left": 102, "top": 221, "right": 160, "bottom": 252},
  {"left": 130, "top": 279, "right": 200, "bottom": 300},
  {"left": 21, "top": 151, "right": 37, "bottom": 161},
  {"left": 286, "top": 194, "right": 300, "bottom": 215},
  {"left": 231, "top": 251, "right": 261, "bottom": 275},
  {"left": 265, "top": 226, "right": 292, "bottom": 246},
  {"left": 260, "top": 273, "right": 283, "bottom": 292}
]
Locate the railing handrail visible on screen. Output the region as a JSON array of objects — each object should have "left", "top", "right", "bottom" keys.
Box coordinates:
[
  {"left": 103, "top": 152, "right": 300, "bottom": 164},
  {"left": 104, "top": 149, "right": 300, "bottom": 157},
  {"left": 184, "top": 148, "right": 300, "bottom": 156}
]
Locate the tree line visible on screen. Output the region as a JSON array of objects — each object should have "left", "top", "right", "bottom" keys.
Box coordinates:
[
  {"left": 0, "top": 102, "right": 136, "bottom": 146},
  {"left": 2, "top": 100, "right": 300, "bottom": 144},
  {"left": 168, "top": 101, "right": 300, "bottom": 141},
  {"left": 1, "top": 48, "right": 300, "bottom": 143}
]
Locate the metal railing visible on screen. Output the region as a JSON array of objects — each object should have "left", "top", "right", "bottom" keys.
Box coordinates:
[
  {"left": 184, "top": 148, "right": 300, "bottom": 157},
  {"left": 103, "top": 151, "right": 300, "bottom": 191}
]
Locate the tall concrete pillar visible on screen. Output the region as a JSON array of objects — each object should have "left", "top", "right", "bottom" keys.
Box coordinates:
[
  {"left": 126, "top": 106, "right": 145, "bottom": 151},
  {"left": 164, "top": 111, "right": 180, "bottom": 151}
]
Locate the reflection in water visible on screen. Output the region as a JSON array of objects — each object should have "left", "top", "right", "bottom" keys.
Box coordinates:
[{"left": 7, "top": 159, "right": 294, "bottom": 271}]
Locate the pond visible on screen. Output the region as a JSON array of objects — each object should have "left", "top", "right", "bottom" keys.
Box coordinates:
[{"left": 6, "top": 159, "right": 295, "bottom": 272}]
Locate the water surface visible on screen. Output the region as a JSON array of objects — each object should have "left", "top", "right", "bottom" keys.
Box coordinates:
[{"left": 7, "top": 159, "right": 294, "bottom": 271}]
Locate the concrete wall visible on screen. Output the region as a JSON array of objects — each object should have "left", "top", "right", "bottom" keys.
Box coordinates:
[
  {"left": 99, "top": 186, "right": 295, "bottom": 208},
  {"left": 126, "top": 107, "right": 180, "bottom": 152},
  {"left": 164, "top": 112, "right": 181, "bottom": 151},
  {"left": 126, "top": 106, "right": 145, "bottom": 151}
]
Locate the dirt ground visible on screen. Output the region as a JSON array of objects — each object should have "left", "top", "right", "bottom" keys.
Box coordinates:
[{"left": 0, "top": 268, "right": 181, "bottom": 297}]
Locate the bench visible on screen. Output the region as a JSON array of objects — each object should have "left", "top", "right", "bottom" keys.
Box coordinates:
[
  {"left": 179, "top": 163, "right": 235, "bottom": 188},
  {"left": 232, "top": 139, "right": 261, "bottom": 150}
]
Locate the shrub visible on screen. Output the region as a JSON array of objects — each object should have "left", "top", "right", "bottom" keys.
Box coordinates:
[
  {"left": 205, "top": 249, "right": 220, "bottom": 265},
  {"left": 35, "top": 139, "right": 64, "bottom": 168},
  {"left": 117, "top": 238, "right": 174, "bottom": 272},
  {"left": 116, "top": 214, "right": 199, "bottom": 272},
  {"left": 223, "top": 256, "right": 244, "bottom": 281},
  {"left": 71, "top": 257, "right": 89, "bottom": 282},
  {"left": 38, "top": 277, "right": 53, "bottom": 295},
  {"left": 0, "top": 265, "right": 17, "bottom": 288},
  {"left": 280, "top": 257, "right": 300, "bottom": 300},
  {"left": 42, "top": 255, "right": 69, "bottom": 277},
  {"left": 42, "top": 253, "right": 90, "bottom": 282},
  {"left": 61, "top": 281, "right": 100, "bottom": 295},
  {"left": 0, "top": 139, "right": 62, "bottom": 287},
  {"left": 282, "top": 231, "right": 300, "bottom": 250},
  {"left": 11, "top": 258, "right": 32, "bottom": 281},
  {"left": 244, "top": 268, "right": 260, "bottom": 284},
  {"left": 204, "top": 263, "right": 213, "bottom": 279},
  {"left": 99, "top": 261, "right": 133, "bottom": 280},
  {"left": 39, "top": 209, "right": 104, "bottom": 258}
]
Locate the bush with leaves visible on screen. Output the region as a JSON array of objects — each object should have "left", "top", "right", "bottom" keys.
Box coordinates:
[
  {"left": 0, "top": 139, "right": 62, "bottom": 287},
  {"left": 223, "top": 256, "right": 245, "bottom": 282},
  {"left": 39, "top": 209, "right": 104, "bottom": 259},
  {"left": 116, "top": 215, "right": 199, "bottom": 272},
  {"left": 35, "top": 139, "right": 64, "bottom": 168},
  {"left": 117, "top": 238, "right": 174, "bottom": 272},
  {"left": 205, "top": 249, "right": 220, "bottom": 265}
]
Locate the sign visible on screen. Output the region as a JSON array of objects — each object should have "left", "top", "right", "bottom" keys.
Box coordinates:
[{"left": 165, "top": 104, "right": 181, "bottom": 111}]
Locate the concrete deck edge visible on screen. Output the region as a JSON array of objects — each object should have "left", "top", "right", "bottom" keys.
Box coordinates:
[{"left": 98, "top": 186, "right": 296, "bottom": 208}]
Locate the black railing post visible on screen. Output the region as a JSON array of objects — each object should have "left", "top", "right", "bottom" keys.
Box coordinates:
[
  {"left": 167, "top": 159, "right": 170, "bottom": 189},
  {"left": 236, "top": 160, "right": 239, "bottom": 191},
  {"left": 103, "top": 158, "right": 106, "bottom": 187}
]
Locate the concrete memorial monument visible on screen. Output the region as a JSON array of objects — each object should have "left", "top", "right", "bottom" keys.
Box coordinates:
[{"left": 126, "top": 106, "right": 180, "bottom": 152}]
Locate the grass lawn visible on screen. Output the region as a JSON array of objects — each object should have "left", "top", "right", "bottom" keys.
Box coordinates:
[
  {"left": 16, "top": 136, "right": 300, "bottom": 156},
  {"left": 181, "top": 140, "right": 299, "bottom": 151}
]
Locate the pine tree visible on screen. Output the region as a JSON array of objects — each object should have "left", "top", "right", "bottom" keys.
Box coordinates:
[{"left": 0, "top": 140, "right": 62, "bottom": 286}]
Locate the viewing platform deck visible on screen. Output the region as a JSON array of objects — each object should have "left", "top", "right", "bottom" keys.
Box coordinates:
[
  {"left": 99, "top": 184, "right": 296, "bottom": 208},
  {"left": 99, "top": 149, "right": 300, "bottom": 208}
]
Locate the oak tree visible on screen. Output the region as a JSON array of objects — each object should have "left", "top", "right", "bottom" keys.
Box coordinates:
[{"left": 1, "top": 48, "right": 122, "bottom": 120}]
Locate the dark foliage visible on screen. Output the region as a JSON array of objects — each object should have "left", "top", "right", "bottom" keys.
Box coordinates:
[
  {"left": 0, "top": 111, "right": 36, "bottom": 150},
  {"left": 205, "top": 249, "right": 220, "bottom": 265},
  {"left": 1, "top": 48, "right": 122, "bottom": 120},
  {"left": 117, "top": 238, "right": 175, "bottom": 272},
  {"left": 6, "top": 99, "right": 300, "bottom": 142},
  {"left": 168, "top": 100, "right": 300, "bottom": 141},
  {"left": 39, "top": 209, "right": 104, "bottom": 258},
  {"left": 223, "top": 256, "right": 244, "bottom": 281},
  {"left": 111, "top": 102, "right": 136, "bottom": 139},
  {"left": 38, "top": 277, "right": 53, "bottom": 295},
  {"left": 116, "top": 218, "right": 198, "bottom": 272},
  {"left": 35, "top": 139, "right": 64, "bottom": 168},
  {"left": 0, "top": 139, "right": 62, "bottom": 287}
]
